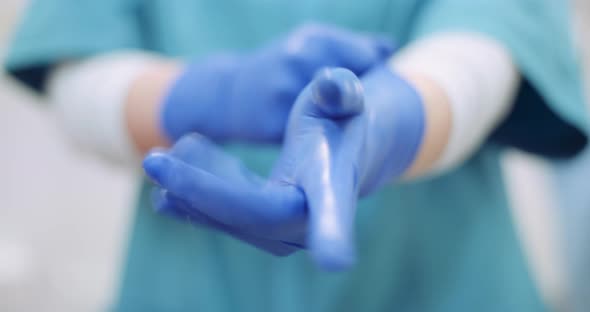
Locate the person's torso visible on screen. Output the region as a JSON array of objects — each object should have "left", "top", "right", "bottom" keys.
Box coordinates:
[
  {"left": 138, "top": 0, "right": 418, "bottom": 57},
  {"left": 116, "top": 1, "right": 546, "bottom": 311}
]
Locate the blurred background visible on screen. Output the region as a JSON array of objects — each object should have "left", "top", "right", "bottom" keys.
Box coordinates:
[{"left": 0, "top": 1, "right": 589, "bottom": 311}]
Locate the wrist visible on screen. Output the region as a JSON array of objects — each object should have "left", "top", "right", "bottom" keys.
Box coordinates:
[
  {"left": 358, "top": 65, "right": 426, "bottom": 195},
  {"left": 396, "top": 70, "right": 451, "bottom": 179},
  {"left": 390, "top": 32, "right": 516, "bottom": 176},
  {"left": 126, "top": 61, "right": 182, "bottom": 153}
]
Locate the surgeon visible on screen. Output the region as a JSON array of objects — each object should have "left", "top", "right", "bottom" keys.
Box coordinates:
[{"left": 5, "top": 0, "right": 588, "bottom": 311}]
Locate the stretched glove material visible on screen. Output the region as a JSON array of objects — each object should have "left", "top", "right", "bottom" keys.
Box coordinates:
[
  {"left": 161, "top": 24, "right": 393, "bottom": 143},
  {"left": 144, "top": 66, "right": 424, "bottom": 271}
]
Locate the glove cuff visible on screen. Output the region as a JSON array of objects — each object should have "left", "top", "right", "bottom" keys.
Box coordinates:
[{"left": 359, "top": 65, "right": 425, "bottom": 195}]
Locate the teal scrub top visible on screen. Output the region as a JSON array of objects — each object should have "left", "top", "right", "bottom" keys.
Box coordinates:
[{"left": 5, "top": 1, "right": 588, "bottom": 311}]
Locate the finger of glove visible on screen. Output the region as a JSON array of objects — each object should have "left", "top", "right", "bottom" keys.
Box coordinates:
[
  {"left": 154, "top": 189, "right": 298, "bottom": 256},
  {"left": 143, "top": 152, "right": 306, "bottom": 233},
  {"left": 324, "top": 32, "right": 394, "bottom": 74},
  {"left": 303, "top": 161, "right": 357, "bottom": 271},
  {"left": 369, "top": 34, "right": 396, "bottom": 59},
  {"left": 287, "top": 24, "right": 394, "bottom": 77},
  {"left": 151, "top": 187, "right": 210, "bottom": 223},
  {"left": 169, "top": 133, "right": 264, "bottom": 186},
  {"left": 285, "top": 67, "right": 364, "bottom": 270},
  {"left": 299, "top": 129, "right": 359, "bottom": 271},
  {"left": 292, "top": 67, "right": 364, "bottom": 122}
]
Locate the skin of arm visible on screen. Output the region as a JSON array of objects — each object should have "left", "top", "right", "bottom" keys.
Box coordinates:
[{"left": 124, "top": 61, "right": 181, "bottom": 153}]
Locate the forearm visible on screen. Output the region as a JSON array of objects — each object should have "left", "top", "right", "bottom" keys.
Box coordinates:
[
  {"left": 48, "top": 52, "right": 181, "bottom": 164},
  {"left": 392, "top": 32, "right": 519, "bottom": 179}
]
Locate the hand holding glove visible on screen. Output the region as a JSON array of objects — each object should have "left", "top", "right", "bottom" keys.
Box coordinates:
[
  {"left": 161, "top": 24, "right": 393, "bottom": 143},
  {"left": 144, "top": 66, "right": 425, "bottom": 270}
]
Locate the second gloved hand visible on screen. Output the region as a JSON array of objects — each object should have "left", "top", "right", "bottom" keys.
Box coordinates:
[
  {"left": 161, "top": 24, "right": 393, "bottom": 143},
  {"left": 144, "top": 66, "right": 425, "bottom": 270}
]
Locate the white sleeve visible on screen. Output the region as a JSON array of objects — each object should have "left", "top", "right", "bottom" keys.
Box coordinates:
[
  {"left": 391, "top": 32, "right": 520, "bottom": 174},
  {"left": 47, "top": 51, "right": 164, "bottom": 166}
]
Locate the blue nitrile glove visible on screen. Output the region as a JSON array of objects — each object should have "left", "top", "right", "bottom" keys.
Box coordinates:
[
  {"left": 268, "top": 66, "right": 425, "bottom": 269},
  {"left": 145, "top": 134, "right": 306, "bottom": 256},
  {"left": 161, "top": 24, "right": 393, "bottom": 143},
  {"left": 143, "top": 66, "right": 425, "bottom": 270}
]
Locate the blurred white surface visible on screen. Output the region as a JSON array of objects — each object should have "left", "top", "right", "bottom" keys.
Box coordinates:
[
  {"left": 0, "top": 2, "right": 136, "bottom": 311},
  {"left": 0, "top": 1, "right": 588, "bottom": 311},
  {"left": 0, "top": 74, "right": 137, "bottom": 311}
]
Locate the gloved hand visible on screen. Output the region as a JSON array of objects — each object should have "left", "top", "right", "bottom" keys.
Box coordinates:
[
  {"left": 161, "top": 24, "right": 393, "bottom": 143},
  {"left": 144, "top": 66, "right": 425, "bottom": 270},
  {"left": 145, "top": 134, "right": 307, "bottom": 256}
]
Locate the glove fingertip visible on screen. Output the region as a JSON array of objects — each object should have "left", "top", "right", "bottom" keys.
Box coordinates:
[
  {"left": 374, "top": 36, "right": 395, "bottom": 58},
  {"left": 310, "top": 233, "right": 356, "bottom": 271},
  {"left": 143, "top": 153, "right": 175, "bottom": 184},
  {"left": 312, "top": 68, "right": 364, "bottom": 119},
  {"left": 150, "top": 188, "right": 172, "bottom": 214}
]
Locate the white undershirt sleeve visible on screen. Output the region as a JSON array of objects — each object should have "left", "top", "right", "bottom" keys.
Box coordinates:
[
  {"left": 391, "top": 32, "right": 520, "bottom": 174},
  {"left": 47, "top": 51, "right": 163, "bottom": 166}
]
